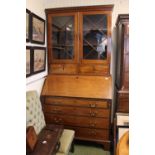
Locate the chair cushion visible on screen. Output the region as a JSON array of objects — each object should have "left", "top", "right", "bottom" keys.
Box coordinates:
[
  {"left": 56, "top": 153, "right": 64, "bottom": 155},
  {"left": 58, "top": 129, "right": 75, "bottom": 154},
  {"left": 26, "top": 91, "right": 46, "bottom": 135}
]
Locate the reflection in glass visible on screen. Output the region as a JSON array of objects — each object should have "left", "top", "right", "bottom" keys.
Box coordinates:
[
  {"left": 52, "top": 16, "right": 74, "bottom": 59},
  {"left": 83, "top": 14, "right": 107, "bottom": 60}
]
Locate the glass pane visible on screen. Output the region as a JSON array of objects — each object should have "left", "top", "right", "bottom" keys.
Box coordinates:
[
  {"left": 52, "top": 16, "right": 74, "bottom": 59},
  {"left": 83, "top": 14, "right": 107, "bottom": 60}
]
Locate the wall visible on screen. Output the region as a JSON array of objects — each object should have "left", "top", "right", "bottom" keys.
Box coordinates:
[
  {"left": 26, "top": 0, "right": 47, "bottom": 95},
  {"left": 44, "top": 0, "right": 129, "bottom": 120}
]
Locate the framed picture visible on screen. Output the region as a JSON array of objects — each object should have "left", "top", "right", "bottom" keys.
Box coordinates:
[
  {"left": 26, "top": 46, "right": 32, "bottom": 77},
  {"left": 31, "top": 13, "right": 45, "bottom": 44},
  {"left": 32, "top": 47, "right": 46, "bottom": 74},
  {"left": 26, "top": 9, "right": 31, "bottom": 42}
]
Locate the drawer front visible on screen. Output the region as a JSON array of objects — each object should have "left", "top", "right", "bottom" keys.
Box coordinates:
[
  {"left": 49, "top": 64, "right": 77, "bottom": 74},
  {"left": 43, "top": 104, "right": 110, "bottom": 118},
  {"left": 79, "top": 64, "right": 109, "bottom": 75},
  {"left": 65, "top": 126, "right": 110, "bottom": 141},
  {"left": 45, "top": 97, "right": 109, "bottom": 109},
  {"left": 93, "top": 65, "right": 109, "bottom": 74},
  {"left": 44, "top": 113, "right": 110, "bottom": 129},
  {"left": 117, "top": 93, "right": 129, "bottom": 112}
]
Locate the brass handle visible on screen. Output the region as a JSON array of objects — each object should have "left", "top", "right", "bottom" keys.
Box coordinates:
[
  {"left": 92, "top": 131, "right": 96, "bottom": 135},
  {"left": 54, "top": 118, "right": 62, "bottom": 123},
  {"left": 54, "top": 118, "right": 59, "bottom": 123},
  {"left": 90, "top": 112, "right": 96, "bottom": 117},
  {"left": 90, "top": 104, "right": 96, "bottom": 108},
  {"left": 53, "top": 108, "right": 62, "bottom": 113},
  {"left": 91, "top": 124, "right": 95, "bottom": 127}
]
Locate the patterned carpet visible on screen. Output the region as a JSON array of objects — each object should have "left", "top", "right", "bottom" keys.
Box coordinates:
[{"left": 69, "top": 141, "right": 110, "bottom": 155}]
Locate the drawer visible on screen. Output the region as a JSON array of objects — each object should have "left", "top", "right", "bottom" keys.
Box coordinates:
[
  {"left": 117, "top": 92, "right": 129, "bottom": 112},
  {"left": 79, "top": 64, "right": 109, "bottom": 75},
  {"left": 93, "top": 65, "right": 109, "bottom": 74},
  {"left": 44, "top": 113, "right": 110, "bottom": 129},
  {"left": 49, "top": 64, "right": 77, "bottom": 74},
  {"left": 43, "top": 104, "right": 110, "bottom": 118},
  {"left": 65, "top": 126, "right": 110, "bottom": 141},
  {"left": 45, "top": 97, "right": 110, "bottom": 109}
]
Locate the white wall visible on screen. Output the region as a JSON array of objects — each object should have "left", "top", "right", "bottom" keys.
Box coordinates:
[{"left": 26, "top": 0, "right": 47, "bottom": 96}]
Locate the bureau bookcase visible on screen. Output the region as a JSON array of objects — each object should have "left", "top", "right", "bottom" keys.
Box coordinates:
[
  {"left": 46, "top": 5, "right": 113, "bottom": 75},
  {"left": 41, "top": 5, "right": 113, "bottom": 150}
]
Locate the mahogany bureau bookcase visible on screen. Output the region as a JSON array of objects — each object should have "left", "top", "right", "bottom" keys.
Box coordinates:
[
  {"left": 115, "top": 14, "right": 129, "bottom": 113},
  {"left": 41, "top": 5, "right": 113, "bottom": 150},
  {"left": 113, "top": 14, "right": 129, "bottom": 155}
]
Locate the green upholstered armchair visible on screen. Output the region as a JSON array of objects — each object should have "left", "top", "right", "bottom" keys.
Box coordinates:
[{"left": 26, "top": 91, "right": 75, "bottom": 155}]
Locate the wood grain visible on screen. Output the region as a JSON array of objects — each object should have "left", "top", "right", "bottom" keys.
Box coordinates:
[{"left": 42, "top": 75, "right": 112, "bottom": 99}]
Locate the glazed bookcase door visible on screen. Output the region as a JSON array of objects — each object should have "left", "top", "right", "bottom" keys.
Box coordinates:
[
  {"left": 80, "top": 11, "right": 111, "bottom": 64},
  {"left": 47, "top": 13, "right": 78, "bottom": 63}
]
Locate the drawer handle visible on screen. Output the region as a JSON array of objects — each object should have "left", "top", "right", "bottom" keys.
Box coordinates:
[
  {"left": 53, "top": 108, "right": 62, "bottom": 113},
  {"left": 90, "top": 104, "right": 96, "bottom": 108},
  {"left": 54, "top": 118, "right": 62, "bottom": 123},
  {"left": 90, "top": 112, "right": 96, "bottom": 117},
  {"left": 54, "top": 118, "right": 58, "bottom": 123},
  {"left": 90, "top": 123, "right": 96, "bottom": 127}
]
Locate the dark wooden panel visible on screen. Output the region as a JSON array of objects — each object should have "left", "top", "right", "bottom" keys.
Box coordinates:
[
  {"left": 115, "top": 14, "right": 129, "bottom": 90},
  {"left": 116, "top": 91, "right": 129, "bottom": 113}
]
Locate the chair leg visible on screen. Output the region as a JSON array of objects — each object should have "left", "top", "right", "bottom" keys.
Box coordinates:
[{"left": 70, "top": 140, "right": 74, "bottom": 153}]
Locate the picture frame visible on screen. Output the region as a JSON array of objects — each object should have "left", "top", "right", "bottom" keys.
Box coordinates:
[
  {"left": 32, "top": 47, "right": 46, "bottom": 74},
  {"left": 26, "top": 9, "right": 31, "bottom": 42},
  {"left": 26, "top": 46, "right": 32, "bottom": 77},
  {"left": 31, "top": 13, "right": 45, "bottom": 44}
]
